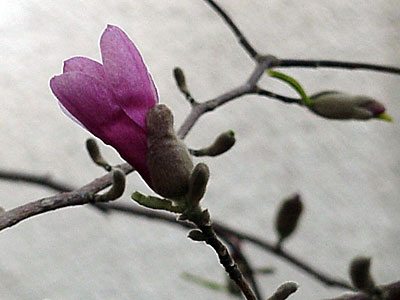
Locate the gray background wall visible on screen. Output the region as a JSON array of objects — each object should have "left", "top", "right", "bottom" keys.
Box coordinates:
[{"left": 0, "top": 0, "right": 399, "bottom": 299}]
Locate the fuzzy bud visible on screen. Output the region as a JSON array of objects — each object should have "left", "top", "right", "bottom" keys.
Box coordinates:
[
  {"left": 268, "top": 282, "right": 299, "bottom": 300},
  {"left": 309, "top": 91, "right": 392, "bottom": 121},
  {"left": 146, "top": 104, "right": 194, "bottom": 199},
  {"left": 193, "top": 131, "right": 236, "bottom": 157},
  {"left": 275, "top": 194, "right": 303, "bottom": 246},
  {"left": 86, "top": 138, "right": 112, "bottom": 171},
  {"left": 187, "top": 163, "right": 210, "bottom": 206},
  {"left": 173, "top": 67, "right": 189, "bottom": 95},
  {"left": 349, "top": 256, "right": 376, "bottom": 293},
  {"left": 95, "top": 169, "right": 126, "bottom": 202}
]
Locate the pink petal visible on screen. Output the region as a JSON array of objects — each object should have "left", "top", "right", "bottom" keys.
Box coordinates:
[
  {"left": 58, "top": 101, "right": 86, "bottom": 129},
  {"left": 63, "top": 57, "right": 106, "bottom": 81},
  {"left": 100, "top": 25, "right": 158, "bottom": 129},
  {"left": 50, "top": 72, "right": 151, "bottom": 184}
]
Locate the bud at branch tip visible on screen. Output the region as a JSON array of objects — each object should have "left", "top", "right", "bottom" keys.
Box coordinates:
[
  {"left": 267, "top": 282, "right": 299, "bottom": 300},
  {"left": 191, "top": 131, "right": 236, "bottom": 157},
  {"left": 187, "top": 163, "right": 210, "bottom": 207},
  {"left": 95, "top": 169, "right": 126, "bottom": 202},
  {"left": 275, "top": 194, "right": 303, "bottom": 248},
  {"left": 349, "top": 256, "right": 377, "bottom": 295},
  {"left": 173, "top": 67, "right": 196, "bottom": 104},
  {"left": 86, "top": 138, "right": 112, "bottom": 171}
]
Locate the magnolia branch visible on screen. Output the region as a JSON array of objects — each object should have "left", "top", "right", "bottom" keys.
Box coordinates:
[
  {"left": 276, "top": 59, "right": 400, "bottom": 75},
  {"left": 203, "top": 0, "right": 400, "bottom": 75},
  {"left": 0, "top": 164, "right": 132, "bottom": 231},
  {"left": 0, "top": 170, "right": 74, "bottom": 192},
  {"left": 0, "top": 170, "right": 350, "bottom": 291},
  {"left": 177, "top": 55, "right": 281, "bottom": 139},
  {"left": 1, "top": 169, "right": 399, "bottom": 299},
  {"left": 0, "top": 0, "right": 399, "bottom": 299}
]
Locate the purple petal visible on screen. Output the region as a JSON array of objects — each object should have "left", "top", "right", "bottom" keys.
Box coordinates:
[
  {"left": 58, "top": 101, "right": 86, "bottom": 129},
  {"left": 50, "top": 71, "right": 151, "bottom": 184},
  {"left": 63, "top": 57, "right": 106, "bottom": 81},
  {"left": 100, "top": 25, "right": 158, "bottom": 129}
]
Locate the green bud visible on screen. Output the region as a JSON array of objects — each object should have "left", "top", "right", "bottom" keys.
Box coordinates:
[
  {"left": 275, "top": 194, "right": 303, "bottom": 246},
  {"left": 131, "top": 191, "right": 186, "bottom": 213},
  {"left": 192, "top": 131, "right": 236, "bottom": 157},
  {"left": 95, "top": 169, "right": 126, "bottom": 202},
  {"left": 86, "top": 138, "right": 111, "bottom": 171},
  {"left": 309, "top": 91, "right": 392, "bottom": 121},
  {"left": 146, "top": 104, "right": 194, "bottom": 199},
  {"left": 349, "top": 256, "right": 376, "bottom": 293}
]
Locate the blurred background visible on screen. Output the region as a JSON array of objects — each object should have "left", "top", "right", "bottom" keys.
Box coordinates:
[{"left": 0, "top": 0, "right": 399, "bottom": 299}]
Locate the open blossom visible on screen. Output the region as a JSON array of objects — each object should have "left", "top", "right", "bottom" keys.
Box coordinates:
[{"left": 50, "top": 25, "right": 158, "bottom": 186}]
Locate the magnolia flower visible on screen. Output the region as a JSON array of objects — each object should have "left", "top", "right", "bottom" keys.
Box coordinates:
[
  {"left": 308, "top": 91, "right": 392, "bottom": 121},
  {"left": 50, "top": 25, "right": 158, "bottom": 186}
]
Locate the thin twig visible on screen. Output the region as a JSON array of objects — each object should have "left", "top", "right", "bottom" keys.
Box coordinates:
[
  {"left": 213, "top": 222, "right": 354, "bottom": 291},
  {"left": 0, "top": 164, "right": 133, "bottom": 231},
  {"left": 223, "top": 236, "right": 264, "bottom": 300},
  {"left": 95, "top": 202, "right": 353, "bottom": 290},
  {"left": 187, "top": 208, "right": 258, "bottom": 300},
  {"left": 277, "top": 59, "right": 400, "bottom": 75},
  {"left": 203, "top": 0, "right": 400, "bottom": 76},
  {"left": 0, "top": 170, "right": 74, "bottom": 192},
  {"left": 203, "top": 0, "right": 258, "bottom": 59},
  {"left": 201, "top": 225, "right": 257, "bottom": 300},
  {"left": 177, "top": 55, "right": 276, "bottom": 139},
  {"left": 254, "top": 88, "right": 302, "bottom": 104},
  {"left": 0, "top": 170, "right": 353, "bottom": 291}
]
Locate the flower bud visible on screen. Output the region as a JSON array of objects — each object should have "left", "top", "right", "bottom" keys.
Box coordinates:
[
  {"left": 146, "top": 104, "right": 194, "bottom": 199},
  {"left": 275, "top": 194, "right": 303, "bottom": 246},
  {"left": 187, "top": 163, "right": 210, "bottom": 206},
  {"left": 309, "top": 91, "right": 392, "bottom": 121},
  {"left": 268, "top": 282, "right": 299, "bottom": 300},
  {"left": 193, "top": 131, "right": 236, "bottom": 157},
  {"left": 349, "top": 256, "right": 376, "bottom": 293},
  {"left": 173, "top": 67, "right": 189, "bottom": 95},
  {"left": 95, "top": 169, "right": 126, "bottom": 202},
  {"left": 86, "top": 138, "right": 112, "bottom": 171}
]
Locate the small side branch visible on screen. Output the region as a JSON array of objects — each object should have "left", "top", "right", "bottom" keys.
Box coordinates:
[
  {"left": 0, "top": 164, "right": 133, "bottom": 231},
  {"left": 253, "top": 87, "right": 302, "bottom": 104},
  {"left": 187, "top": 207, "right": 258, "bottom": 300},
  {"left": 202, "top": 1, "right": 400, "bottom": 77},
  {"left": 203, "top": 0, "right": 258, "bottom": 59},
  {"left": 177, "top": 55, "right": 276, "bottom": 139},
  {"left": 97, "top": 202, "right": 353, "bottom": 291},
  {"left": 277, "top": 59, "right": 400, "bottom": 75},
  {"left": 0, "top": 170, "right": 74, "bottom": 192},
  {"left": 0, "top": 166, "right": 357, "bottom": 292},
  {"left": 199, "top": 223, "right": 257, "bottom": 300}
]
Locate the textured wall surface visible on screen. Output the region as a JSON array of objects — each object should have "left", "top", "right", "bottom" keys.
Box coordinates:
[{"left": 0, "top": 1, "right": 399, "bottom": 299}]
